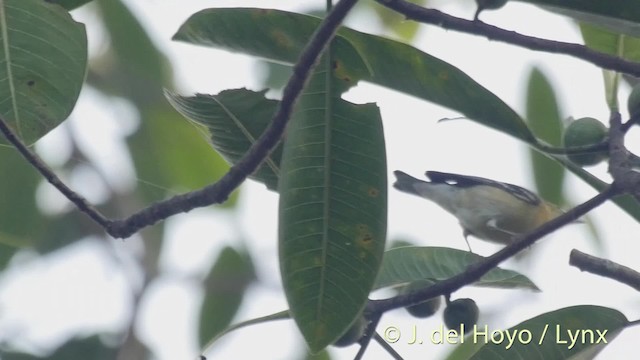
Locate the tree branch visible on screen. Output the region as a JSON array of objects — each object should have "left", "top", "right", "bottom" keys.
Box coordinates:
[
  {"left": 569, "top": 249, "right": 640, "bottom": 291},
  {"left": 375, "top": 0, "right": 640, "bottom": 77},
  {"left": 367, "top": 183, "right": 621, "bottom": 313},
  {"left": 0, "top": 0, "right": 360, "bottom": 239}
]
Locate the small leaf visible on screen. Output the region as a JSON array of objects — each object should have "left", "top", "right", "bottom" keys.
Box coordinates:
[
  {"left": 450, "top": 305, "right": 628, "bottom": 359},
  {"left": 279, "top": 63, "right": 387, "bottom": 352},
  {"left": 374, "top": 247, "right": 540, "bottom": 291},
  {"left": 0, "top": 0, "right": 87, "bottom": 144},
  {"left": 199, "top": 246, "right": 256, "bottom": 348},
  {"left": 165, "top": 89, "right": 281, "bottom": 190},
  {"left": 525, "top": 67, "right": 565, "bottom": 205}
]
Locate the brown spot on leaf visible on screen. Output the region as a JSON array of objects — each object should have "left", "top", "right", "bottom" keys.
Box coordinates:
[
  {"left": 270, "top": 30, "right": 293, "bottom": 49},
  {"left": 368, "top": 187, "right": 379, "bottom": 197}
]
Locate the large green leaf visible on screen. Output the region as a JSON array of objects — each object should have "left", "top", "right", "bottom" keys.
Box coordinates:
[
  {"left": 374, "top": 247, "right": 539, "bottom": 291},
  {"left": 199, "top": 246, "right": 255, "bottom": 348},
  {"left": 278, "top": 63, "right": 387, "bottom": 352},
  {"left": 0, "top": 0, "right": 86, "bottom": 144},
  {"left": 517, "top": 0, "right": 640, "bottom": 37},
  {"left": 525, "top": 67, "right": 565, "bottom": 205},
  {"left": 173, "top": 8, "right": 535, "bottom": 143},
  {"left": 165, "top": 89, "right": 281, "bottom": 190},
  {"left": 446, "top": 305, "right": 628, "bottom": 360}
]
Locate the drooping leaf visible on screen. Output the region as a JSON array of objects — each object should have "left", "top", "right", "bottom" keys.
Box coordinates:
[
  {"left": 446, "top": 305, "right": 628, "bottom": 359},
  {"left": 199, "top": 246, "right": 256, "bottom": 348},
  {"left": 517, "top": 0, "right": 640, "bottom": 37},
  {"left": 525, "top": 67, "right": 565, "bottom": 205},
  {"left": 165, "top": 89, "right": 281, "bottom": 190},
  {"left": 200, "top": 310, "right": 290, "bottom": 355},
  {"left": 278, "top": 61, "right": 387, "bottom": 352},
  {"left": 173, "top": 8, "right": 536, "bottom": 143},
  {"left": 0, "top": 0, "right": 87, "bottom": 144},
  {"left": 374, "top": 247, "right": 540, "bottom": 291}
]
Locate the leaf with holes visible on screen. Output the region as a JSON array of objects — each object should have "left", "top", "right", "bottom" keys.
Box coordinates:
[{"left": 278, "top": 59, "right": 387, "bottom": 352}]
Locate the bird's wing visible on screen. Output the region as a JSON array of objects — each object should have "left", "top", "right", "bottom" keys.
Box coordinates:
[{"left": 425, "top": 171, "right": 540, "bottom": 206}]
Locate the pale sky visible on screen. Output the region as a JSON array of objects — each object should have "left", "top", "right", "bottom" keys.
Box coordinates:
[{"left": 0, "top": 1, "right": 639, "bottom": 359}]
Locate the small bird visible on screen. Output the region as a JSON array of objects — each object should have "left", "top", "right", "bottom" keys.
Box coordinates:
[{"left": 393, "top": 170, "right": 565, "bottom": 246}]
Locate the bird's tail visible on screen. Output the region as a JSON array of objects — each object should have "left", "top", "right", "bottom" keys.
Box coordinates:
[{"left": 393, "top": 170, "right": 425, "bottom": 195}]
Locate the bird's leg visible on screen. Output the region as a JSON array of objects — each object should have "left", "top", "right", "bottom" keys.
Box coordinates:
[{"left": 462, "top": 229, "right": 474, "bottom": 253}]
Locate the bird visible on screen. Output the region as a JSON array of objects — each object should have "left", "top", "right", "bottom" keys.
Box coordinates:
[{"left": 393, "top": 170, "right": 565, "bottom": 246}]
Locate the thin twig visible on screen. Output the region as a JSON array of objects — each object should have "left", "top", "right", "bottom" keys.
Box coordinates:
[
  {"left": 0, "top": 0, "right": 360, "bottom": 239},
  {"left": 367, "top": 184, "right": 620, "bottom": 313},
  {"left": 569, "top": 249, "right": 640, "bottom": 292},
  {"left": 372, "top": 332, "right": 404, "bottom": 360},
  {"left": 0, "top": 118, "right": 112, "bottom": 229},
  {"left": 354, "top": 313, "right": 381, "bottom": 360},
  {"left": 375, "top": 0, "right": 640, "bottom": 77}
]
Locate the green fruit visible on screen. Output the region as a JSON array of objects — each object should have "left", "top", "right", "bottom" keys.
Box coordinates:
[
  {"left": 402, "top": 281, "right": 442, "bottom": 318},
  {"left": 476, "top": 0, "right": 508, "bottom": 10},
  {"left": 562, "top": 117, "right": 608, "bottom": 166},
  {"left": 443, "top": 298, "right": 479, "bottom": 333},
  {"left": 333, "top": 316, "right": 367, "bottom": 347},
  {"left": 628, "top": 84, "right": 640, "bottom": 118}
]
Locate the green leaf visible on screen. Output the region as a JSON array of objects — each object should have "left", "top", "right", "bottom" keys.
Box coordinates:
[
  {"left": 550, "top": 154, "right": 640, "bottom": 222},
  {"left": 1, "top": 334, "right": 118, "bottom": 360},
  {"left": 173, "top": 8, "right": 536, "bottom": 143},
  {"left": 516, "top": 0, "right": 640, "bottom": 37},
  {"left": 201, "top": 310, "right": 290, "bottom": 354},
  {"left": 366, "top": 0, "right": 428, "bottom": 41},
  {"left": 0, "top": 146, "right": 43, "bottom": 248},
  {"left": 0, "top": 0, "right": 87, "bottom": 144},
  {"left": 374, "top": 247, "right": 540, "bottom": 291},
  {"left": 199, "top": 246, "right": 256, "bottom": 348},
  {"left": 447, "top": 305, "right": 628, "bottom": 359},
  {"left": 525, "top": 67, "right": 565, "bottom": 205},
  {"left": 47, "top": 0, "right": 93, "bottom": 10},
  {"left": 579, "top": 23, "right": 640, "bottom": 110},
  {"left": 165, "top": 89, "right": 282, "bottom": 190},
  {"left": 95, "top": 0, "right": 171, "bottom": 96},
  {"left": 94, "top": 0, "right": 232, "bottom": 205},
  {"left": 278, "top": 62, "right": 387, "bottom": 352}
]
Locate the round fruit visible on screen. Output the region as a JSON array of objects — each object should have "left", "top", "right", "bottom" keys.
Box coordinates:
[
  {"left": 628, "top": 84, "right": 640, "bottom": 118},
  {"left": 402, "top": 281, "right": 442, "bottom": 318},
  {"left": 476, "top": 0, "right": 508, "bottom": 10},
  {"left": 562, "top": 117, "right": 608, "bottom": 166},
  {"left": 443, "top": 298, "right": 479, "bottom": 333},
  {"left": 333, "top": 316, "right": 367, "bottom": 347}
]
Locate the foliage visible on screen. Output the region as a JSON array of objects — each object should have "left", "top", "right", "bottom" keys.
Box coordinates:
[{"left": 0, "top": 0, "right": 639, "bottom": 359}]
